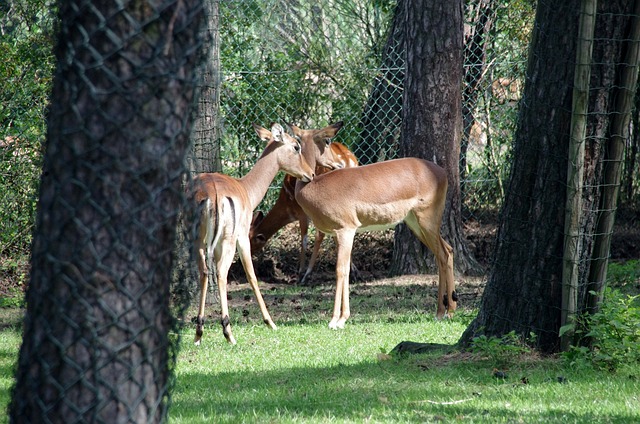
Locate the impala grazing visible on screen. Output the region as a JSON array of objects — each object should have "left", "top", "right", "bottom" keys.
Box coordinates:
[
  {"left": 190, "top": 123, "right": 315, "bottom": 345},
  {"left": 250, "top": 140, "right": 359, "bottom": 283},
  {"left": 293, "top": 126, "right": 457, "bottom": 329}
]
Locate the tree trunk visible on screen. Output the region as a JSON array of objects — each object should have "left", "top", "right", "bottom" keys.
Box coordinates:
[
  {"left": 458, "top": 0, "right": 635, "bottom": 353},
  {"left": 188, "top": 0, "right": 222, "bottom": 175},
  {"left": 391, "top": 0, "right": 483, "bottom": 277},
  {"left": 587, "top": 0, "right": 640, "bottom": 315},
  {"left": 10, "top": 1, "right": 204, "bottom": 422}
]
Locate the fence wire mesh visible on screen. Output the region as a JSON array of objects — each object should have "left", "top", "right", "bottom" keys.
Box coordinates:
[{"left": 213, "top": 0, "right": 531, "bottom": 224}]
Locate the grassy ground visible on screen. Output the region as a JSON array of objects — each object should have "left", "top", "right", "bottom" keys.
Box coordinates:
[
  {"left": 168, "top": 275, "right": 639, "bottom": 423},
  {"left": 171, "top": 322, "right": 639, "bottom": 423},
  {"left": 0, "top": 223, "right": 638, "bottom": 422},
  {"left": 0, "top": 275, "right": 638, "bottom": 423}
]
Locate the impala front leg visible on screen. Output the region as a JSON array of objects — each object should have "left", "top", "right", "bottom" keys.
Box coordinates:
[{"left": 329, "top": 229, "right": 355, "bottom": 329}]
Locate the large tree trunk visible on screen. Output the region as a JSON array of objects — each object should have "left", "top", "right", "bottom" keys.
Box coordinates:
[
  {"left": 458, "top": 0, "right": 635, "bottom": 353},
  {"left": 10, "top": 1, "right": 204, "bottom": 422},
  {"left": 391, "top": 0, "right": 483, "bottom": 277}
]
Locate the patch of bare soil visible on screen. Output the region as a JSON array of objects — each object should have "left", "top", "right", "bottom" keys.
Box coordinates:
[
  {"left": 228, "top": 205, "right": 639, "bottom": 309},
  {"left": 1, "top": 205, "right": 638, "bottom": 312}
]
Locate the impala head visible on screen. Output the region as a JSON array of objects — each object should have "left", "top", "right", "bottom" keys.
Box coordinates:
[
  {"left": 286, "top": 122, "right": 344, "bottom": 171},
  {"left": 253, "top": 122, "right": 314, "bottom": 182}
]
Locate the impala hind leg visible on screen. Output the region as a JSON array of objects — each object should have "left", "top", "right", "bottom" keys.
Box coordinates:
[
  {"left": 214, "top": 238, "right": 238, "bottom": 345},
  {"left": 300, "top": 230, "right": 325, "bottom": 285},
  {"left": 237, "top": 236, "right": 277, "bottom": 331},
  {"left": 405, "top": 212, "right": 456, "bottom": 319},
  {"left": 434, "top": 236, "right": 456, "bottom": 317},
  {"left": 329, "top": 229, "right": 356, "bottom": 329},
  {"left": 298, "top": 215, "right": 310, "bottom": 281},
  {"left": 194, "top": 244, "right": 209, "bottom": 345}
]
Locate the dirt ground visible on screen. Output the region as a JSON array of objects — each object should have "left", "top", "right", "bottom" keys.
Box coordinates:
[
  {"left": 241, "top": 205, "right": 639, "bottom": 285},
  {"left": 1, "top": 206, "right": 638, "bottom": 305}
]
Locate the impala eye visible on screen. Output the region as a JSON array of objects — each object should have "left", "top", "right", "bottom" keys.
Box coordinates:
[
  {"left": 294, "top": 143, "right": 301, "bottom": 153},
  {"left": 325, "top": 139, "right": 331, "bottom": 145}
]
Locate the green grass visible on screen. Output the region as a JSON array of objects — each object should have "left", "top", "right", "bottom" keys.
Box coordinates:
[
  {"left": 0, "top": 276, "right": 638, "bottom": 423},
  {"left": 170, "top": 317, "right": 639, "bottom": 423}
]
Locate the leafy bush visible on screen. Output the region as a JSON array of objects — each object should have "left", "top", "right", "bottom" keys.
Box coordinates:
[
  {"left": 470, "top": 330, "right": 533, "bottom": 368},
  {"left": 563, "top": 287, "right": 640, "bottom": 373}
]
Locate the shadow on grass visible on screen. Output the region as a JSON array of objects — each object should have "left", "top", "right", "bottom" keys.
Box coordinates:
[{"left": 170, "top": 351, "right": 639, "bottom": 423}]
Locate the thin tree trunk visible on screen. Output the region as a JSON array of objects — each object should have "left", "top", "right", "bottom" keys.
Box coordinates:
[
  {"left": 10, "top": 1, "right": 204, "bottom": 422},
  {"left": 391, "top": 0, "right": 483, "bottom": 277},
  {"left": 588, "top": 0, "right": 640, "bottom": 313},
  {"left": 188, "top": 0, "right": 221, "bottom": 175},
  {"left": 561, "top": 0, "right": 597, "bottom": 351}
]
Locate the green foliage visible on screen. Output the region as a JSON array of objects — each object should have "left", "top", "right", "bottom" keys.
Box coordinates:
[
  {"left": 1, "top": 0, "right": 56, "bottom": 258},
  {"left": 218, "top": 0, "right": 394, "bottom": 208},
  {"left": 607, "top": 260, "right": 640, "bottom": 292},
  {"left": 470, "top": 330, "right": 533, "bottom": 368},
  {"left": 563, "top": 288, "right": 640, "bottom": 373}
]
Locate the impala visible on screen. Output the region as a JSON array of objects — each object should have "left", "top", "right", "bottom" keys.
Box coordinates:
[
  {"left": 293, "top": 128, "right": 457, "bottom": 329},
  {"left": 190, "top": 123, "right": 317, "bottom": 345},
  {"left": 250, "top": 141, "right": 359, "bottom": 283}
]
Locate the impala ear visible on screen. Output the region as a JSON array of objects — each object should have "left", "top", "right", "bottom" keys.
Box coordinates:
[
  {"left": 251, "top": 211, "right": 265, "bottom": 228},
  {"left": 313, "top": 121, "right": 343, "bottom": 142},
  {"left": 286, "top": 122, "right": 302, "bottom": 138},
  {"left": 253, "top": 123, "right": 271, "bottom": 141},
  {"left": 270, "top": 123, "right": 285, "bottom": 143}
]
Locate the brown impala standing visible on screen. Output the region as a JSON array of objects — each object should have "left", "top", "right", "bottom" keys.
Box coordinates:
[
  {"left": 293, "top": 126, "right": 457, "bottom": 329},
  {"left": 190, "top": 123, "right": 315, "bottom": 345},
  {"left": 250, "top": 136, "right": 359, "bottom": 283}
]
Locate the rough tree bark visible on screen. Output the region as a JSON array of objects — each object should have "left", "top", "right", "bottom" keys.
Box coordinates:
[
  {"left": 188, "top": 0, "right": 222, "bottom": 175},
  {"left": 10, "top": 1, "right": 204, "bottom": 422},
  {"left": 391, "top": 0, "right": 483, "bottom": 277},
  {"left": 458, "top": 0, "right": 636, "bottom": 353}
]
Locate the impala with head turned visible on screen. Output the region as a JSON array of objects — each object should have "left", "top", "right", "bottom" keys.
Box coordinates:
[
  {"left": 190, "top": 123, "right": 316, "bottom": 345},
  {"left": 292, "top": 124, "right": 457, "bottom": 329},
  {"left": 250, "top": 139, "right": 358, "bottom": 283}
]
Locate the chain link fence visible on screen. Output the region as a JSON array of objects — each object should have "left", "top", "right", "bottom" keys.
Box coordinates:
[
  {"left": 213, "top": 0, "right": 532, "bottom": 225},
  {"left": 0, "top": 0, "right": 536, "bottom": 292}
]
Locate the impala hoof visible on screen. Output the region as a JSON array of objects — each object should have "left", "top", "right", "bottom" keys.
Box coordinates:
[
  {"left": 265, "top": 319, "right": 278, "bottom": 330},
  {"left": 328, "top": 319, "right": 346, "bottom": 330}
]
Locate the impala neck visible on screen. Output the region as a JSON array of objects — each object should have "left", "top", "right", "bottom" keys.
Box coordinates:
[{"left": 239, "top": 146, "right": 281, "bottom": 210}]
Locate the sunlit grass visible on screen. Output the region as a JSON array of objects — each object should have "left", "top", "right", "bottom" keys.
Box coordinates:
[
  {"left": 170, "top": 316, "right": 640, "bottom": 423},
  {"left": 0, "top": 276, "right": 638, "bottom": 423}
]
